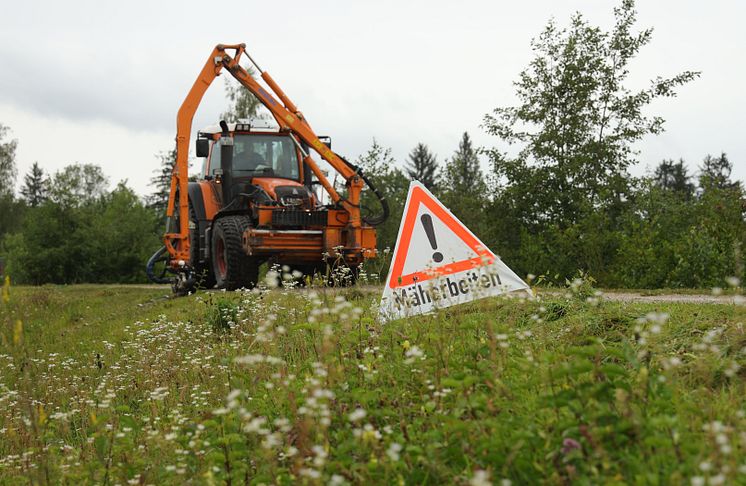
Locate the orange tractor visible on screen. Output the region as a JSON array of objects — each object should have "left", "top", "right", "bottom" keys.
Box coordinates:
[{"left": 146, "top": 44, "right": 387, "bottom": 294}]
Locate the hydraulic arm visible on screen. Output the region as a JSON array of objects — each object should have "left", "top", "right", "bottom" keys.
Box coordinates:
[{"left": 164, "top": 44, "right": 378, "bottom": 267}]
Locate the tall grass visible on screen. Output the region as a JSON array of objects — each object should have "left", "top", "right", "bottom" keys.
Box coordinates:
[{"left": 0, "top": 276, "right": 744, "bottom": 484}]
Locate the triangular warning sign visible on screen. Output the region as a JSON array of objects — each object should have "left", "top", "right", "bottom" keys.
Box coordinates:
[{"left": 379, "top": 181, "right": 530, "bottom": 321}]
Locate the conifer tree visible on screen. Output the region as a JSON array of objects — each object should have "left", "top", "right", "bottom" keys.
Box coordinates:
[
  {"left": 441, "top": 132, "right": 486, "bottom": 196},
  {"left": 698, "top": 152, "right": 738, "bottom": 191},
  {"left": 20, "top": 161, "right": 48, "bottom": 207},
  {"left": 439, "top": 133, "right": 488, "bottom": 236},
  {"left": 405, "top": 143, "right": 438, "bottom": 192},
  {"left": 148, "top": 149, "right": 176, "bottom": 214},
  {"left": 653, "top": 159, "right": 694, "bottom": 198}
]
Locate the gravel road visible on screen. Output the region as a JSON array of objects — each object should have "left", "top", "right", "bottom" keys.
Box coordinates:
[
  {"left": 589, "top": 291, "right": 743, "bottom": 305},
  {"left": 112, "top": 284, "right": 743, "bottom": 305}
]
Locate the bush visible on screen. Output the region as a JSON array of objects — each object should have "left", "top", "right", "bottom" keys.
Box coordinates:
[{"left": 4, "top": 182, "right": 160, "bottom": 284}]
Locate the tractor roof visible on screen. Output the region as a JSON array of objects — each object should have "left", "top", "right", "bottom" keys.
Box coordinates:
[{"left": 199, "top": 118, "right": 280, "bottom": 135}]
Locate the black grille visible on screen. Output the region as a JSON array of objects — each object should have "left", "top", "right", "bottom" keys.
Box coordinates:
[
  {"left": 271, "top": 210, "right": 328, "bottom": 227},
  {"left": 275, "top": 185, "right": 312, "bottom": 207}
]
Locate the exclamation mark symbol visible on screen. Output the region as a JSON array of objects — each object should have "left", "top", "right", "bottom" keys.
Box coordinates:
[{"left": 420, "top": 213, "right": 443, "bottom": 263}]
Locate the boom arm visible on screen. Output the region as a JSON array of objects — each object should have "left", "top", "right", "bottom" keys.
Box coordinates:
[{"left": 165, "top": 44, "right": 366, "bottom": 265}]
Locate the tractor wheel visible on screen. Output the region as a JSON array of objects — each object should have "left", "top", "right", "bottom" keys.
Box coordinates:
[{"left": 211, "top": 216, "right": 259, "bottom": 290}]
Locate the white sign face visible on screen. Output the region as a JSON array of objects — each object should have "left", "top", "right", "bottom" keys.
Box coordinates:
[{"left": 379, "top": 181, "right": 530, "bottom": 322}]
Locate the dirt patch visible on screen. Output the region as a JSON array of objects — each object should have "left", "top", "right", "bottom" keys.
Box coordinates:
[{"left": 538, "top": 289, "right": 743, "bottom": 305}]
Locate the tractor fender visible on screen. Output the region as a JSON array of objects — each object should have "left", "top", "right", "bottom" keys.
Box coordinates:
[{"left": 188, "top": 182, "right": 211, "bottom": 263}]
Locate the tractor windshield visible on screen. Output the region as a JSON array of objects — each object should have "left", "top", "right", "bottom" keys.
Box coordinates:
[
  {"left": 206, "top": 134, "right": 301, "bottom": 181},
  {"left": 231, "top": 134, "right": 300, "bottom": 180}
]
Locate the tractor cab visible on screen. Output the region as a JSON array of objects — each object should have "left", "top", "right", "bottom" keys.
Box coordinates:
[{"left": 196, "top": 120, "right": 317, "bottom": 207}]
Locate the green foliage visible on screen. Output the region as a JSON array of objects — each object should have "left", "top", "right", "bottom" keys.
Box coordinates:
[
  {"left": 48, "top": 163, "right": 109, "bottom": 208},
  {"left": 483, "top": 0, "right": 698, "bottom": 229},
  {"left": 356, "top": 139, "right": 409, "bottom": 254},
  {"left": 222, "top": 73, "right": 263, "bottom": 122},
  {"left": 0, "top": 123, "right": 17, "bottom": 198},
  {"left": 4, "top": 201, "right": 89, "bottom": 284},
  {"left": 473, "top": 0, "right": 744, "bottom": 288},
  {"left": 4, "top": 169, "right": 160, "bottom": 284},
  {"left": 0, "top": 124, "right": 23, "bottom": 248},
  {"left": 205, "top": 294, "right": 240, "bottom": 332},
  {"left": 440, "top": 132, "right": 485, "bottom": 196},
  {"left": 666, "top": 184, "right": 744, "bottom": 287},
  {"left": 0, "top": 196, "right": 25, "bottom": 249},
  {"left": 82, "top": 183, "right": 163, "bottom": 282},
  {"left": 612, "top": 170, "right": 745, "bottom": 288}
]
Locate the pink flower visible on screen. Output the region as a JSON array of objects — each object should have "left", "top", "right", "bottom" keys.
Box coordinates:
[{"left": 561, "top": 438, "right": 581, "bottom": 455}]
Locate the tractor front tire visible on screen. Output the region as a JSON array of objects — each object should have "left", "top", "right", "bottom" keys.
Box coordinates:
[{"left": 211, "top": 216, "right": 259, "bottom": 290}]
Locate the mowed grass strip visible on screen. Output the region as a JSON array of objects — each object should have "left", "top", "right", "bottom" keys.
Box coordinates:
[{"left": 1, "top": 282, "right": 745, "bottom": 484}]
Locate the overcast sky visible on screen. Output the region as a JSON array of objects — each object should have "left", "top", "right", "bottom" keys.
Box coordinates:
[{"left": 1, "top": 0, "right": 744, "bottom": 196}]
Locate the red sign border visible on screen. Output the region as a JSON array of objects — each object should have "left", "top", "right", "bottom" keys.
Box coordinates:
[{"left": 387, "top": 185, "right": 495, "bottom": 288}]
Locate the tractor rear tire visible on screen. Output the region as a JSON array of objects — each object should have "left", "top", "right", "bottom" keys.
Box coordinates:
[{"left": 211, "top": 216, "right": 259, "bottom": 290}]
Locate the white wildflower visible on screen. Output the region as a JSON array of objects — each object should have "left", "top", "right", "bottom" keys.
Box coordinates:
[
  {"left": 470, "top": 469, "right": 492, "bottom": 486},
  {"left": 312, "top": 444, "right": 328, "bottom": 467},
  {"left": 348, "top": 408, "right": 367, "bottom": 422},
  {"left": 386, "top": 442, "right": 402, "bottom": 461},
  {"left": 299, "top": 468, "right": 321, "bottom": 479},
  {"left": 329, "top": 474, "right": 347, "bottom": 485},
  {"left": 710, "top": 474, "right": 726, "bottom": 486},
  {"left": 404, "top": 346, "right": 425, "bottom": 364}
]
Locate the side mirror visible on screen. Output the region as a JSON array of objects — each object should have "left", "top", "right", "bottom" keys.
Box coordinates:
[{"left": 196, "top": 138, "right": 210, "bottom": 158}]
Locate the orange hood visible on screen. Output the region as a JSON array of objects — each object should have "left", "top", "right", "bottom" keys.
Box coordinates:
[{"left": 252, "top": 177, "right": 305, "bottom": 200}]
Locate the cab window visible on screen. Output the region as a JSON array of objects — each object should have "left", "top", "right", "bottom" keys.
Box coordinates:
[
  {"left": 206, "top": 134, "right": 300, "bottom": 180},
  {"left": 232, "top": 134, "right": 300, "bottom": 180},
  {"left": 207, "top": 140, "right": 221, "bottom": 177}
]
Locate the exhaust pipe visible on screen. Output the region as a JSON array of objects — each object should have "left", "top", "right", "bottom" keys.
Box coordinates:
[{"left": 219, "top": 120, "right": 233, "bottom": 205}]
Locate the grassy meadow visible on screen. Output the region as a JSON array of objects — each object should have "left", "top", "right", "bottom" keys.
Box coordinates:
[{"left": 1, "top": 278, "right": 745, "bottom": 485}]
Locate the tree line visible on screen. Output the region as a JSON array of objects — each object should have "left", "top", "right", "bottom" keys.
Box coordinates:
[
  {"left": 0, "top": 0, "right": 743, "bottom": 288},
  {"left": 0, "top": 154, "right": 163, "bottom": 284},
  {"left": 357, "top": 136, "right": 743, "bottom": 288},
  {"left": 356, "top": 0, "right": 744, "bottom": 288}
]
